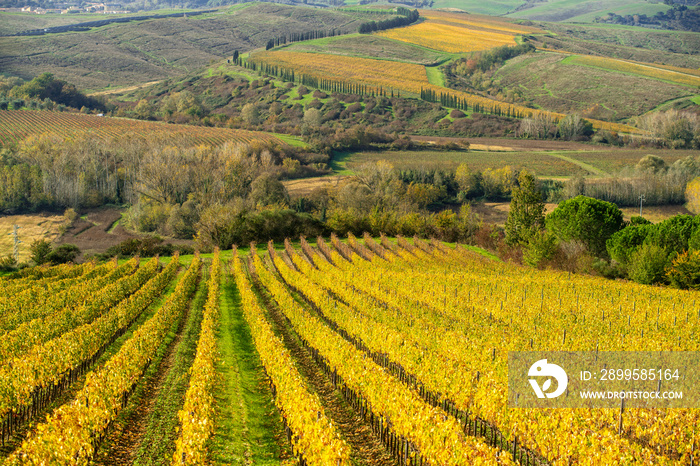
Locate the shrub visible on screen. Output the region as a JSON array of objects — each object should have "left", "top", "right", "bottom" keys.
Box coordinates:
[
  {"left": 627, "top": 243, "right": 668, "bottom": 285},
  {"left": 97, "top": 237, "right": 188, "bottom": 259},
  {"left": 523, "top": 230, "right": 557, "bottom": 268},
  {"left": 47, "top": 244, "right": 80, "bottom": 264},
  {"left": 128, "top": 199, "right": 172, "bottom": 233},
  {"left": 505, "top": 170, "right": 544, "bottom": 246},
  {"left": 30, "top": 239, "right": 53, "bottom": 265},
  {"left": 644, "top": 215, "right": 696, "bottom": 254},
  {"left": 546, "top": 196, "right": 623, "bottom": 258},
  {"left": 0, "top": 255, "right": 18, "bottom": 272},
  {"left": 606, "top": 223, "right": 653, "bottom": 266},
  {"left": 167, "top": 200, "right": 199, "bottom": 239},
  {"left": 667, "top": 250, "right": 700, "bottom": 290}
]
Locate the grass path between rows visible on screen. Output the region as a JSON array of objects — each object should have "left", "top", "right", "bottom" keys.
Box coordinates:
[
  {"left": 253, "top": 264, "right": 397, "bottom": 466},
  {"left": 131, "top": 266, "right": 208, "bottom": 465},
  {"left": 209, "top": 276, "right": 290, "bottom": 465},
  {"left": 0, "top": 266, "right": 184, "bottom": 462},
  {"left": 93, "top": 266, "right": 200, "bottom": 465},
  {"left": 548, "top": 152, "right": 609, "bottom": 176}
]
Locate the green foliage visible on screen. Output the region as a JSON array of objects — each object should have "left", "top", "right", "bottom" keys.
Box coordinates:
[
  {"left": 606, "top": 223, "right": 653, "bottom": 265},
  {"left": 448, "top": 43, "right": 536, "bottom": 77},
  {"left": 557, "top": 114, "right": 593, "bottom": 141},
  {"left": 505, "top": 170, "right": 545, "bottom": 246},
  {"left": 689, "top": 228, "right": 700, "bottom": 251},
  {"left": 30, "top": 239, "right": 53, "bottom": 266},
  {"left": 9, "top": 73, "right": 104, "bottom": 111},
  {"left": 546, "top": 195, "right": 623, "bottom": 258},
  {"left": 167, "top": 200, "right": 200, "bottom": 239},
  {"left": 195, "top": 205, "right": 326, "bottom": 250},
  {"left": 667, "top": 250, "right": 700, "bottom": 290},
  {"left": 0, "top": 255, "right": 18, "bottom": 272},
  {"left": 481, "top": 166, "right": 518, "bottom": 200},
  {"left": 96, "top": 237, "right": 192, "bottom": 260},
  {"left": 358, "top": 9, "right": 419, "bottom": 33},
  {"left": 0, "top": 161, "right": 51, "bottom": 214},
  {"left": 608, "top": 214, "right": 700, "bottom": 273},
  {"left": 629, "top": 216, "right": 652, "bottom": 226},
  {"left": 325, "top": 204, "right": 481, "bottom": 243},
  {"left": 128, "top": 199, "right": 172, "bottom": 233},
  {"left": 627, "top": 243, "right": 669, "bottom": 285},
  {"left": 636, "top": 154, "right": 667, "bottom": 173},
  {"left": 522, "top": 229, "right": 558, "bottom": 268},
  {"left": 46, "top": 244, "right": 80, "bottom": 264},
  {"left": 250, "top": 174, "right": 288, "bottom": 207},
  {"left": 644, "top": 215, "right": 697, "bottom": 253}
]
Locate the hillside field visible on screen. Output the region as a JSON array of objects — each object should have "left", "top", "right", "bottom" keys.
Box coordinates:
[
  {"left": 1, "top": 238, "right": 699, "bottom": 465},
  {"left": 0, "top": 3, "right": 395, "bottom": 91},
  {"left": 0, "top": 110, "right": 284, "bottom": 146},
  {"left": 332, "top": 145, "right": 697, "bottom": 177}
]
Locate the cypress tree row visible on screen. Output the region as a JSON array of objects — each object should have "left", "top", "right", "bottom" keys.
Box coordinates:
[
  {"left": 419, "top": 87, "right": 525, "bottom": 118},
  {"left": 238, "top": 58, "right": 397, "bottom": 100},
  {"left": 265, "top": 29, "right": 342, "bottom": 50},
  {"left": 358, "top": 8, "right": 419, "bottom": 33}
]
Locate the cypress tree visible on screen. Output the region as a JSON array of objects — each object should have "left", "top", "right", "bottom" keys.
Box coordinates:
[{"left": 505, "top": 170, "right": 545, "bottom": 246}]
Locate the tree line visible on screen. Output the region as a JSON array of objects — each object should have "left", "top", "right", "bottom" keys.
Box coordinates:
[
  {"left": 2, "top": 73, "right": 105, "bottom": 112},
  {"left": 595, "top": 4, "right": 700, "bottom": 32},
  {"left": 261, "top": 8, "right": 418, "bottom": 51},
  {"left": 502, "top": 171, "right": 700, "bottom": 289},
  {"left": 239, "top": 59, "right": 397, "bottom": 99},
  {"left": 420, "top": 88, "right": 527, "bottom": 118},
  {"left": 265, "top": 29, "right": 344, "bottom": 51},
  {"left": 358, "top": 8, "right": 419, "bottom": 33}
]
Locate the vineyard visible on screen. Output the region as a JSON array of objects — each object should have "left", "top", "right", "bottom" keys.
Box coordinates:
[
  {"left": 374, "top": 10, "right": 540, "bottom": 53},
  {"left": 375, "top": 22, "right": 516, "bottom": 54},
  {"left": 248, "top": 50, "right": 639, "bottom": 134},
  {"left": 0, "top": 236, "right": 698, "bottom": 465},
  {"left": 563, "top": 55, "right": 700, "bottom": 88},
  {"left": 418, "top": 11, "right": 542, "bottom": 35},
  {"left": 0, "top": 111, "right": 282, "bottom": 147}
]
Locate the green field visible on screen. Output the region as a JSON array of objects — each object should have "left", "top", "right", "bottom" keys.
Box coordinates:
[
  {"left": 493, "top": 52, "right": 694, "bottom": 120},
  {"left": 428, "top": 0, "right": 671, "bottom": 21},
  {"left": 333, "top": 147, "right": 699, "bottom": 177},
  {"left": 536, "top": 23, "right": 700, "bottom": 66},
  {"left": 0, "top": 3, "right": 392, "bottom": 91},
  {"left": 505, "top": 0, "right": 669, "bottom": 22},
  {"left": 284, "top": 34, "right": 449, "bottom": 66},
  {"left": 428, "top": 0, "right": 523, "bottom": 15}
]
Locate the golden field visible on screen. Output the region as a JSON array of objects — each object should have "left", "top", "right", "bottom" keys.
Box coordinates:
[
  {"left": 374, "top": 10, "right": 541, "bottom": 54},
  {"left": 251, "top": 50, "right": 429, "bottom": 94},
  {"left": 375, "top": 21, "right": 516, "bottom": 53},
  {"left": 0, "top": 214, "right": 66, "bottom": 262},
  {"left": 0, "top": 111, "right": 282, "bottom": 146},
  {"left": 420, "top": 11, "right": 542, "bottom": 35}
]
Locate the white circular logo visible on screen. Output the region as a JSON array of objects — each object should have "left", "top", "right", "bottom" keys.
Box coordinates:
[{"left": 528, "top": 359, "right": 568, "bottom": 399}]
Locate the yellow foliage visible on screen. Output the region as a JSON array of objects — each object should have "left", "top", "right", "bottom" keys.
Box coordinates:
[
  {"left": 419, "top": 10, "right": 543, "bottom": 34},
  {"left": 685, "top": 176, "right": 700, "bottom": 214},
  {"left": 376, "top": 21, "right": 515, "bottom": 53},
  {"left": 0, "top": 110, "right": 281, "bottom": 146}
]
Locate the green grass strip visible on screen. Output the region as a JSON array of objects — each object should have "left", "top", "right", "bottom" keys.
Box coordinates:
[
  {"left": 133, "top": 267, "right": 208, "bottom": 465},
  {"left": 548, "top": 152, "right": 609, "bottom": 176},
  {"left": 208, "top": 275, "right": 289, "bottom": 464}
]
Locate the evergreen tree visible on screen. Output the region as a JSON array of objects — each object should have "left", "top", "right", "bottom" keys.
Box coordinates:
[{"left": 505, "top": 170, "right": 545, "bottom": 246}]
